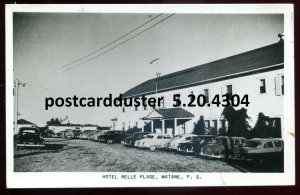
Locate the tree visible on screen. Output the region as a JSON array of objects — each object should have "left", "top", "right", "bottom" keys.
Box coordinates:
[
  {"left": 250, "top": 112, "right": 279, "bottom": 138},
  {"left": 46, "top": 118, "right": 62, "bottom": 126},
  {"left": 127, "top": 126, "right": 142, "bottom": 134},
  {"left": 193, "top": 115, "right": 205, "bottom": 135},
  {"left": 221, "top": 106, "right": 251, "bottom": 138}
]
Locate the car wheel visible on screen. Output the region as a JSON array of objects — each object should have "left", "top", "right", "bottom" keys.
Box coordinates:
[
  {"left": 150, "top": 145, "right": 156, "bottom": 152},
  {"left": 107, "top": 140, "right": 113, "bottom": 144},
  {"left": 67, "top": 135, "right": 71, "bottom": 139}
]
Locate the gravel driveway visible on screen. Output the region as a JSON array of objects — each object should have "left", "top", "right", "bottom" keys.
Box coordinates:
[{"left": 14, "top": 138, "right": 239, "bottom": 172}]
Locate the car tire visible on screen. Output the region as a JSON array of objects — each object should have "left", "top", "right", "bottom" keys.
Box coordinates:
[
  {"left": 107, "top": 140, "right": 113, "bottom": 144},
  {"left": 150, "top": 145, "right": 156, "bottom": 152},
  {"left": 67, "top": 135, "right": 71, "bottom": 139}
]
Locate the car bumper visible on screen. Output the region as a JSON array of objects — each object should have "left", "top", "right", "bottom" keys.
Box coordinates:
[
  {"left": 200, "top": 152, "right": 224, "bottom": 159},
  {"left": 17, "top": 143, "right": 45, "bottom": 147}
]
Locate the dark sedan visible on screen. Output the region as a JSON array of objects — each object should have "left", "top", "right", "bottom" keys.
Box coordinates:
[
  {"left": 97, "top": 130, "right": 126, "bottom": 144},
  {"left": 177, "top": 135, "right": 216, "bottom": 156},
  {"left": 15, "top": 127, "right": 45, "bottom": 150},
  {"left": 122, "top": 132, "right": 150, "bottom": 147}
]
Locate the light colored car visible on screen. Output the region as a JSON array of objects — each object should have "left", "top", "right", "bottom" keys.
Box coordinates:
[
  {"left": 79, "top": 130, "right": 93, "bottom": 139},
  {"left": 87, "top": 130, "right": 100, "bottom": 140},
  {"left": 90, "top": 130, "right": 110, "bottom": 141},
  {"left": 233, "top": 138, "right": 283, "bottom": 160},
  {"left": 135, "top": 133, "right": 173, "bottom": 151},
  {"left": 163, "top": 134, "right": 198, "bottom": 150}
]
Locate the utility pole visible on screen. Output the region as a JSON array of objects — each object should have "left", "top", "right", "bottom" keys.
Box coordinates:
[
  {"left": 14, "top": 79, "right": 26, "bottom": 134},
  {"left": 155, "top": 72, "right": 161, "bottom": 94}
]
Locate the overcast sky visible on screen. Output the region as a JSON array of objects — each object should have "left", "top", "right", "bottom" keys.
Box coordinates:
[{"left": 13, "top": 13, "right": 283, "bottom": 126}]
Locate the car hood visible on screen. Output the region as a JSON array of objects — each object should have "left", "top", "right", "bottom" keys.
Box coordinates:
[{"left": 202, "top": 143, "right": 225, "bottom": 152}]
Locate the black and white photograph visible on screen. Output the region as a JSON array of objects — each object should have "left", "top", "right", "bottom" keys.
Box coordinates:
[{"left": 5, "top": 4, "right": 294, "bottom": 188}]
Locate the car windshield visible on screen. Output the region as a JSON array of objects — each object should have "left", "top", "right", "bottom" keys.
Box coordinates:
[
  {"left": 21, "top": 129, "right": 38, "bottom": 135},
  {"left": 243, "top": 141, "right": 261, "bottom": 147}
]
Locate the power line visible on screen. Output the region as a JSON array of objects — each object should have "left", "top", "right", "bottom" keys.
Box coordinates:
[
  {"left": 26, "top": 83, "right": 85, "bottom": 96},
  {"left": 61, "top": 13, "right": 163, "bottom": 69},
  {"left": 27, "top": 13, "right": 164, "bottom": 83},
  {"left": 28, "top": 13, "right": 175, "bottom": 84}
]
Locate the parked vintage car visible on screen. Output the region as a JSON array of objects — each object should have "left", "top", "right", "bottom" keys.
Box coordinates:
[
  {"left": 122, "top": 132, "right": 150, "bottom": 146},
  {"left": 177, "top": 135, "right": 216, "bottom": 155},
  {"left": 79, "top": 130, "right": 93, "bottom": 139},
  {"left": 64, "top": 129, "right": 82, "bottom": 139},
  {"left": 163, "top": 134, "right": 198, "bottom": 151},
  {"left": 55, "top": 130, "right": 66, "bottom": 138},
  {"left": 90, "top": 130, "right": 108, "bottom": 141},
  {"left": 87, "top": 130, "right": 101, "bottom": 140},
  {"left": 15, "top": 127, "right": 45, "bottom": 150},
  {"left": 135, "top": 133, "right": 173, "bottom": 151},
  {"left": 232, "top": 138, "right": 284, "bottom": 161},
  {"left": 200, "top": 136, "right": 246, "bottom": 159},
  {"left": 98, "top": 130, "right": 126, "bottom": 144}
]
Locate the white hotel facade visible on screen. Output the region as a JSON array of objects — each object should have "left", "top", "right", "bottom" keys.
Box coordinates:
[{"left": 113, "top": 40, "right": 284, "bottom": 137}]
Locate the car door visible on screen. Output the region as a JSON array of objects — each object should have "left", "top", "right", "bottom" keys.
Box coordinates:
[
  {"left": 155, "top": 135, "right": 163, "bottom": 145},
  {"left": 162, "top": 135, "right": 172, "bottom": 146}
]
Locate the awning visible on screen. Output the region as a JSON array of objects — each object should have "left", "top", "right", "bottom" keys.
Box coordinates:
[{"left": 141, "top": 108, "right": 195, "bottom": 120}]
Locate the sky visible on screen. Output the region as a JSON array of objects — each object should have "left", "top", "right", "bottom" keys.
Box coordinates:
[{"left": 13, "top": 13, "right": 283, "bottom": 126}]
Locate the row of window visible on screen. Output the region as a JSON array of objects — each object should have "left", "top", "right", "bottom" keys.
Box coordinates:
[
  {"left": 122, "top": 75, "right": 284, "bottom": 112},
  {"left": 260, "top": 75, "right": 284, "bottom": 95}
]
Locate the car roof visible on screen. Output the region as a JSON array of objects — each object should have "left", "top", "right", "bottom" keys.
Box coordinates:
[
  {"left": 19, "top": 127, "right": 39, "bottom": 130},
  {"left": 175, "top": 134, "right": 197, "bottom": 137},
  {"left": 230, "top": 137, "right": 246, "bottom": 139},
  {"left": 148, "top": 133, "right": 172, "bottom": 136},
  {"left": 248, "top": 138, "right": 283, "bottom": 142}
]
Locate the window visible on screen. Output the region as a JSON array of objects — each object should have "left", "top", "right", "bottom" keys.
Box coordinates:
[
  {"left": 144, "top": 105, "right": 147, "bottom": 110},
  {"left": 212, "top": 120, "right": 218, "bottom": 129},
  {"left": 160, "top": 96, "right": 165, "bottom": 108},
  {"left": 204, "top": 120, "right": 210, "bottom": 129},
  {"left": 281, "top": 75, "right": 284, "bottom": 95},
  {"left": 275, "top": 75, "right": 284, "bottom": 96},
  {"left": 122, "top": 122, "right": 125, "bottom": 131},
  {"left": 226, "top": 85, "right": 232, "bottom": 97},
  {"left": 220, "top": 119, "right": 226, "bottom": 129},
  {"left": 157, "top": 135, "right": 163, "bottom": 139},
  {"left": 135, "top": 106, "right": 138, "bottom": 111},
  {"left": 163, "top": 136, "right": 172, "bottom": 139},
  {"left": 260, "top": 79, "right": 266, "bottom": 94},
  {"left": 122, "top": 107, "right": 125, "bottom": 113},
  {"left": 185, "top": 137, "right": 192, "bottom": 140},
  {"left": 204, "top": 89, "right": 209, "bottom": 102},
  {"left": 234, "top": 139, "right": 240, "bottom": 146},
  {"left": 267, "top": 142, "right": 274, "bottom": 148},
  {"left": 274, "top": 140, "right": 282, "bottom": 147}
]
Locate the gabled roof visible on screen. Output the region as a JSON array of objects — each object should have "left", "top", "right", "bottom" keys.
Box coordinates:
[
  {"left": 17, "top": 119, "right": 36, "bottom": 125},
  {"left": 124, "top": 41, "right": 284, "bottom": 98},
  {"left": 142, "top": 108, "right": 195, "bottom": 120}
]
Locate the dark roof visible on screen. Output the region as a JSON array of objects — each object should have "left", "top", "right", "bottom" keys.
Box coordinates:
[
  {"left": 143, "top": 108, "right": 195, "bottom": 119},
  {"left": 17, "top": 119, "right": 36, "bottom": 125},
  {"left": 124, "top": 41, "right": 284, "bottom": 98}
]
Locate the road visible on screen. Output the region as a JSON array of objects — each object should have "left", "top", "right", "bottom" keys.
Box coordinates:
[{"left": 14, "top": 138, "right": 240, "bottom": 172}]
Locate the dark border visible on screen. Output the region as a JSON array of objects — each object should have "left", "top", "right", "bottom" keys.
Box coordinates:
[{"left": 0, "top": 1, "right": 298, "bottom": 194}]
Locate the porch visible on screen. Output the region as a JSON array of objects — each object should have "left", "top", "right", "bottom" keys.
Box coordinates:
[{"left": 141, "top": 108, "right": 194, "bottom": 136}]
